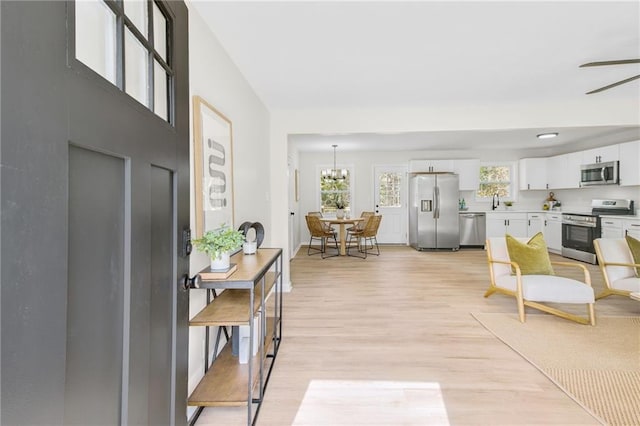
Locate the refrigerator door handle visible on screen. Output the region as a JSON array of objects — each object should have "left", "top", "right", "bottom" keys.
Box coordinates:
[{"left": 434, "top": 186, "right": 440, "bottom": 219}]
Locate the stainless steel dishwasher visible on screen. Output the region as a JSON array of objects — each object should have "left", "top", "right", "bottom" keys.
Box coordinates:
[{"left": 459, "top": 212, "right": 486, "bottom": 246}]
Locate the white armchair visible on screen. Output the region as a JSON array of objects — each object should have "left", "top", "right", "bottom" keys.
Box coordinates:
[
  {"left": 485, "top": 237, "right": 595, "bottom": 325},
  {"left": 593, "top": 238, "right": 640, "bottom": 299}
]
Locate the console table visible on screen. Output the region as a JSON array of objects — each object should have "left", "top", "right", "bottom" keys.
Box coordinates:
[{"left": 187, "top": 248, "right": 283, "bottom": 426}]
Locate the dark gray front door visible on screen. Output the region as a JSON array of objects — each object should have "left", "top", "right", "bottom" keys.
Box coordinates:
[{"left": 1, "top": 1, "right": 190, "bottom": 424}]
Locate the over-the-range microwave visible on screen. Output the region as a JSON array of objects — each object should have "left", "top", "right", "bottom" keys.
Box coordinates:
[{"left": 580, "top": 160, "right": 619, "bottom": 186}]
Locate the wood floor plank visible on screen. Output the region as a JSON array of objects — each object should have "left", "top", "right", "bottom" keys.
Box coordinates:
[{"left": 196, "top": 246, "right": 638, "bottom": 425}]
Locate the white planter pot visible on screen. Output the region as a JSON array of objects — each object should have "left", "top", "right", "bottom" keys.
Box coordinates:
[
  {"left": 211, "top": 252, "right": 231, "bottom": 271},
  {"left": 336, "top": 209, "right": 345, "bottom": 219}
]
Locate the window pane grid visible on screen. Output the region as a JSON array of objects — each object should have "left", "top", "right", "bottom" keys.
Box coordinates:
[
  {"left": 379, "top": 172, "right": 401, "bottom": 207},
  {"left": 477, "top": 165, "right": 512, "bottom": 198},
  {"left": 320, "top": 169, "right": 351, "bottom": 213},
  {"left": 75, "top": 0, "right": 173, "bottom": 124}
]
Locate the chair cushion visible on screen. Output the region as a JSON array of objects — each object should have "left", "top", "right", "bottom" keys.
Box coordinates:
[
  {"left": 610, "top": 276, "right": 640, "bottom": 292},
  {"left": 625, "top": 235, "right": 640, "bottom": 276},
  {"left": 495, "top": 275, "right": 595, "bottom": 303},
  {"left": 506, "top": 232, "right": 554, "bottom": 275}
]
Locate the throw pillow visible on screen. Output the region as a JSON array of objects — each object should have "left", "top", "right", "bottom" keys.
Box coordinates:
[
  {"left": 625, "top": 234, "right": 640, "bottom": 277},
  {"left": 505, "top": 232, "right": 555, "bottom": 275}
]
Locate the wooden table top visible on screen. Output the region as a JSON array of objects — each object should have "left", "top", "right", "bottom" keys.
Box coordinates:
[{"left": 319, "top": 217, "right": 364, "bottom": 224}]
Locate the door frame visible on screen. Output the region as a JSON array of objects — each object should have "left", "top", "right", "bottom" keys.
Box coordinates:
[{"left": 373, "top": 164, "right": 409, "bottom": 244}]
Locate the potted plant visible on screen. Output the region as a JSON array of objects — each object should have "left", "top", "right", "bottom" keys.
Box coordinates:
[
  {"left": 193, "top": 224, "right": 245, "bottom": 270},
  {"left": 335, "top": 199, "right": 346, "bottom": 219},
  {"left": 503, "top": 201, "right": 514, "bottom": 210}
]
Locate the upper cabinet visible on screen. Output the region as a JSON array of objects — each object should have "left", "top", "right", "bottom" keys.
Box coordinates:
[
  {"left": 619, "top": 140, "right": 640, "bottom": 186},
  {"left": 452, "top": 159, "right": 480, "bottom": 191},
  {"left": 547, "top": 152, "right": 582, "bottom": 189},
  {"left": 581, "top": 144, "right": 619, "bottom": 164},
  {"left": 408, "top": 159, "right": 454, "bottom": 173},
  {"left": 519, "top": 158, "right": 547, "bottom": 190}
]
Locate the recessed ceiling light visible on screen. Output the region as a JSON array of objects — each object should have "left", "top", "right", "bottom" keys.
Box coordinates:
[{"left": 537, "top": 132, "right": 559, "bottom": 139}]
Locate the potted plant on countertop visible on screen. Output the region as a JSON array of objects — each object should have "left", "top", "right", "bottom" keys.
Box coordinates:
[
  {"left": 335, "top": 199, "right": 346, "bottom": 219},
  {"left": 193, "top": 224, "right": 245, "bottom": 271},
  {"left": 503, "top": 201, "right": 514, "bottom": 210}
]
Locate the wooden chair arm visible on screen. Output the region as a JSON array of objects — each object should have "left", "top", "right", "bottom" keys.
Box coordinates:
[
  {"left": 600, "top": 261, "right": 640, "bottom": 268},
  {"left": 550, "top": 261, "right": 592, "bottom": 286}
]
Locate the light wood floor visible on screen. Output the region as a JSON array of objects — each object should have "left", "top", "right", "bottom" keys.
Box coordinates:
[{"left": 196, "top": 245, "right": 638, "bottom": 425}]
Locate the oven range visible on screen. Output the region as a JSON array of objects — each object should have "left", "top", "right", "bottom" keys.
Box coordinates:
[{"left": 562, "top": 199, "right": 634, "bottom": 264}]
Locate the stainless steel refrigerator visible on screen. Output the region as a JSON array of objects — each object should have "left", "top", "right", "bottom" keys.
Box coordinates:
[{"left": 409, "top": 173, "right": 460, "bottom": 250}]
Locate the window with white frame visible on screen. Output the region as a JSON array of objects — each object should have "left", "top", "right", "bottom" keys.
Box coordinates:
[
  {"left": 319, "top": 168, "right": 352, "bottom": 215},
  {"left": 476, "top": 163, "right": 514, "bottom": 199},
  {"left": 75, "top": 0, "right": 173, "bottom": 123}
]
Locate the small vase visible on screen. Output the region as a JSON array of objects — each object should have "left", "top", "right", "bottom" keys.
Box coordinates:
[
  {"left": 211, "top": 252, "right": 231, "bottom": 271},
  {"left": 336, "top": 209, "right": 345, "bottom": 219}
]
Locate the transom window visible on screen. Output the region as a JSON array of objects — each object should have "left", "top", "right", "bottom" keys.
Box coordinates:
[
  {"left": 477, "top": 164, "right": 514, "bottom": 199},
  {"left": 319, "top": 169, "right": 352, "bottom": 215},
  {"left": 74, "top": 0, "right": 173, "bottom": 123}
]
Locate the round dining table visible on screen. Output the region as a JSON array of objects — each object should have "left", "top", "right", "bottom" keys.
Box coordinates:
[{"left": 319, "top": 217, "right": 365, "bottom": 256}]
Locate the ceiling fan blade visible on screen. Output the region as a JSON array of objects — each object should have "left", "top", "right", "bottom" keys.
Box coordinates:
[
  {"left": 586, "top": 74, "right": 640, "bottom": 94},
  {"left": 580, "top": 59, "right": 640, "bottom": 67}
]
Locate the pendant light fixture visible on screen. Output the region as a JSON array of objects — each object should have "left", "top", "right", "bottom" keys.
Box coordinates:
[{"left": 322, "top": 144, "right": 347, "bottom": 183}]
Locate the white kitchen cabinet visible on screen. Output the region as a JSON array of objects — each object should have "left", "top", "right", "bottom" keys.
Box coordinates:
[
  {"left": 600, "top": 217, "right": 624, "bottom": 239},
  {"left": 408, "top": 159, "right": 454, "bottom": 173},
  {"left": 544, "top": 213, "right": 562, "bottom": 253},
  {"left": 619, "top": 140, "right": 640, "bottom": 186},
  {"left": 519, "top": 158, "right": 547, "bottom": 190},
  {"left": 547, "top": 152, "right": 582, "bottom": 189},
  {"left": 624, "top": 219, "right": 640, "bottom": 240},
  {"left": 527, "top": 213, "right": 544, "bottom": 237},
  {"left": 486, "top": 213, "right": 528, "bottom": 238},
  {"left": 581, "top": 144, "right": 619, "bottom": 164},
  {"left": 452, "top": 159, "right": 480, "bottom": 191}
]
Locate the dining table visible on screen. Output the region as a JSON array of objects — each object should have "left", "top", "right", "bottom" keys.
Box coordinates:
[{"left": 320, "top": 217, "right": 365, "bottom": 256}]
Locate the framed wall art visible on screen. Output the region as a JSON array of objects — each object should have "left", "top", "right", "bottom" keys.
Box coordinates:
[{"left": 192, "top": 95, "right": 234, "bottom": 238}]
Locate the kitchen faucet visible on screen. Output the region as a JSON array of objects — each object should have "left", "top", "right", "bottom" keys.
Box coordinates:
[{"left": 492, "top": 193, "right": 500, "bottom": 210}]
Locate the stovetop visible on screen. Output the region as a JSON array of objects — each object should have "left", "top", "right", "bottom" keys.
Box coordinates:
[{"left": 564, "top": 199, "right": 634, "bottom": 218}]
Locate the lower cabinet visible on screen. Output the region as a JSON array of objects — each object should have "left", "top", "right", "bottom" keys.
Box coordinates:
[
  {"left": 601, "top": 218, "right": 624, "bottom": 239},
  {"left": 187, "top": 248, "right": 283, "bottom": 426},
  {"left": 544, "top": 213, "right": 562, "bottom": 253},
  {"left": 486, "top": 213, "right": 528, "bottom": 238},
  {"left": 625, "top": 219, "right": 640, "bottom": 239},
  {"left": 527, "top": 213, "right": 544, "bottom": 237}
]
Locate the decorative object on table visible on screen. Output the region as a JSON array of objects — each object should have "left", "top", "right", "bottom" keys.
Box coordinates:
[
  {"left": 192, "top": 96, "right": 234, "bottom": 238},
  {"left": 459, "top": 198, "right": 467, "bottom": 211},
  {"left": 543, "top": 192, "right": 559, "bottom": 211},
  {"left": 193, "top": 224, "right": 245, "bottom": 270},
  {"left": 237, "top": 221, "right": 265, "bottom": 254},
  {"left": 503, "top": 201, "right": 514, "bottom": 210},
  {"left": 335, "top": 199, "right": 345, "bottom": 219}
]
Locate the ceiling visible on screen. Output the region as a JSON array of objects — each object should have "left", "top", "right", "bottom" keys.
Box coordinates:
[{"left": 191, "top": 1, "right": 640, "bottom": 152}]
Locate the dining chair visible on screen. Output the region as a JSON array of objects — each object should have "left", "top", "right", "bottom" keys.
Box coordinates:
[
  {"left": 305, "top": 215, "right": 339, "bottom": 258},
  {"left": 346, "top": 211, "right": 374, "bottom": 233},
  {"left": 308, "top": 211, "right": 336, "bottom": 235},
  {"left": 346, "top": 215, "right": 382, "bottom": 259}
]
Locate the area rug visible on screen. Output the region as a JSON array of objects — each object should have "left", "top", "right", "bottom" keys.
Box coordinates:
[{"left": 472, "top": 313, "right": 640, "bottom": 426}]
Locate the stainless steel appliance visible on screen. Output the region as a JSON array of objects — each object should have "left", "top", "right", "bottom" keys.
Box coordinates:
[
  {"left": 580, "top": 161, "right": 619, "bottom": 186},
  {"left": 562, "top": 199, "right": 634, "bottom": 263},
  {"left": 409, "top": 173, "right": 460, "bottom": 250},
  {"left": 459, "top": 212, "right": 486, "bottom": 247}
]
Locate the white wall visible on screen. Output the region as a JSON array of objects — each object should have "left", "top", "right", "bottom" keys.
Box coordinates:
[{"left": 187, "top": 5, "right": 270, "bottom": 418}]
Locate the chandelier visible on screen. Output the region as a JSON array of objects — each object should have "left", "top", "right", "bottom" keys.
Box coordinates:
[{"left": 321, "top": 144, "right": 347, "bottom": 183}]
